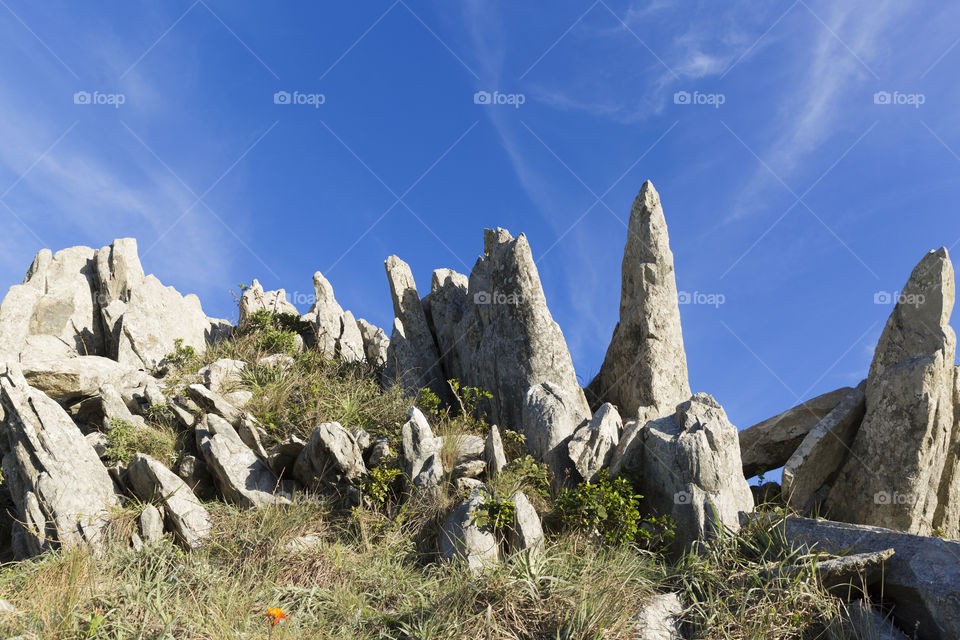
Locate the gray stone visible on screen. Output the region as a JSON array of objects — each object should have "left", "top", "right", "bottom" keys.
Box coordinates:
[
  {"left": 95, "top": 238, "right": 144, "bottom": 306},
  {"left": 350, "top": 428, "right": 372, "bottom": 453},
  {"left": 816, "top": 548, "right": 895, "bottom": 592},
  {"left": 368, "top": 438, "right": 392, "bottom": 467},
  {"left": 292, "top": 422, "right": 366, "bottom": 488},
  {"left": 428, "top": 268, "right": 471, "bottom": 382},
  {"left": 175, "top": 455, "right": 216, "bottom": 501},
  {"left": 21, "top": 356, "right": 139, "bottom": 399},
  {"left": 238, "top": 279, "right": 298, "bottom": 327},
  {"left": 196, "top": 414, "right": 288, "bottom": 508},
  {"left": 782, "top": 383, "right": 866, "bottom": 513},
  {"left": 442, "top": 434, "right": 485, "bottom": 466},
  {"left": 739, "top": 386, "right": 854, "bottom": 479},
  {"left": 127, "top": 453, "right": 211, "bottom": 549},
  {"left": 401, "top": 407, "right": 442, "bottom": 482},
  {"left": 338, "top": 310, "right": 366, "bottom": 363},
  {"left": 587, "top": 183, "right": 690, "bottom": 421},
  {"left": 186, "top": 384, "right": 242, "bottom": 425},
  {"left": 628, "top": 393, "right": 753, "bottom": 548},
  {"left": 412, "top": 453, "right": 443, "bottom": 495},
  {"left": 223, "top": 390, "right": 253, "bottom": 409},
  {"left": 382, "top": 256, "right": 447, "bottom": 400},
  {"left": 199, "top": 358, "right": 246, "bottom": 393},
  {"left": 0, "top": 285, "right": 41, "bottom": 362},
  {"left": 521, "top": 381, "right": 588, "bottom": 479},
  {"left": 266, "top": 435, "right": 306, "bottom": 478},
  {"left": 237, "top": 415, "right": 269, "bottom": 459},
  {"left": 0, "top": 365, "right": 118, "bottom": 556},
  {"left": 568, "top": 402, "right": 622, "bottom": 483},
  {"left": 451, "top": 460, "right": 486, "bottom": 481},
  {"left": 256, "top": 354, "right": 294, "bottom": 369},
  {"left": 17, "top": 335, "right": 77, "bottom": 364},
  {"left": 780, "top": 515, "right": 960, "bottom": 640},
  {"left": 455, "top": 477, "right": 483, "bottom": 493},
  {"left": 356, "top": 318, "right": 389, "bottom": 367},
  {"left": 138, "top": 503, "right": 164, "bottom": 544},
  {"left": 285, "top": 534, "right": 324, "bottom": 554},
  {"left": 84, "top": 432, "right": 110, "bottom": 458},
  {"left": 100, "top": 383, "right": 146, "bottom": 430},
  {"left": 484, "top": 425, "right": 507, "bottom": 478},
  {"left": 302, "top": 271, "right": 364, "bottom": 362},
  {"left": 634, "top": 592, "right": 684, "bottom": 640},
  {"left": 439, "top": 486, "right": 499, "bottom": 571},
  {"left": 508, "top": 491, "right": 544, "bottom": 554},
  {"left": 826, "top": 249, "right": 957, "bottom": 537}
]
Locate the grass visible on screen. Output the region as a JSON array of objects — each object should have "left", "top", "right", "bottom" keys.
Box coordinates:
[{"left": 0, "top": 312, "right": 869, "bottom": 639}]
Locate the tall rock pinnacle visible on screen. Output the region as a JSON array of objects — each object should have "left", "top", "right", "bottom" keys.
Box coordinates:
[{"left": 587, "top": 181, "right": 691, "bottom": 421}]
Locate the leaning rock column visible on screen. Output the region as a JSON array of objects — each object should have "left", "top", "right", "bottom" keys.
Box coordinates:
[{"left": 586, "top": 182, "right": 690, "bottom": 422}]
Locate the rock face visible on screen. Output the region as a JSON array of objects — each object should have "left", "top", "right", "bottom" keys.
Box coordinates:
[
  {"left": 428, "top": 269, "right": 471, "bottom": 383},
  {"left": 293, "top": 422, "right": 366, "bottom": 488},
  {"left": 302, "top": 272, "right": 365, "bottom": 362},
  {"left": 567, "top": 402, "right": 622, "bottom": 483},
  {"left": 439, "top": 486, "right": 499, "bottom": 571},
  {"left": 126, "top": 453, "right": 212, "bottom": 549},
  {"left": 781, "top": 383, "right": 866, "bottom": 513},
  {"left": 586, "top": 182, "right": 690, "bottom": 421},
  {"left": 238, "top": 279, "right": 299, "bottom": 327},
  {"left": 21, "top": 356, "right": 139, "bottom": 399},
  {"left": 521, "top": 382, "right": 588, "bottom": 480},
  {"left": 826, "top": 249, "right": 957, "bottom": 537},
  {"left": 0, "top": 365, "right": 118, "bottom": 556},
  {"left": 739, "top": 387, "right": 853, "bottom": 479},
  {"left": 356, "top": 319, "right": 389, "bottom": 367},
  {"left": 621, "top": 394, "right": 753, "bottom": 547},
  {"left": 781, "top": 515, "right": 960, "bottom": 640},
  {"left": 382, "top": 257, "right": 447, "bottom": 400}
]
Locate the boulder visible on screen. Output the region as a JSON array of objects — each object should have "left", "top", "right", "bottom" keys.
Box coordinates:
[
  {"left": 521, "top": 381, "right": 588, "bottom": 479},
  {"left": 484, "top": 425, "right": 507, "bottom": 478},
  {"left": 0, "top": 365, "right": 118, "bottom": 556},
  {"left": 21, "top": 356, "right": 139, "bottom": 399},
  {"left": 382, "top": 256, "right": 447, "bottom": 400},
  {"left": 238, "top": 279, "right": 299, "bottom": 327},
  {"left": 622, "top": 393, "right": 753, "bottom": 547},
  {"left": 451, "top": 460, "right": 485, "bottom": 481},
  {"left": 567, "top": 402, "right": 622, "bottom": 483},
  {"left": 586, "top": 183, "right": 690, "bottom": 421},
  {"left": 18, "top": 334, "right": 77, "bottom": 364},
  {"left": 186, "top": 384, "right": 243, "bottom": 425},
  {"left": 442, "top": 434, "right": 485, "bottom": 466},
  {"left": 138, "top": 504, "right": 164, "bottom": 544},
  {"left": 199, "top": 359, "right": 246, "bottom": 393},
  {"left": 826, "top": 249, "right": 957, "bottom": 536},
  {"left": 257, "top": 354, "right": 294, "bottom": 369},
  {"left": 356, "top": 318, "right": 389, "bottom": 367},
  {"left": 508, "top": 491, "right": 544, "bottom": 554},
  {"left": 0, "top": 285, "right": 41, "bottom": 362},
  {"left": 126, "top": 453, "right": 212, "bottom": 549},
  {"left": 368, "top": 438, "right": 391, "bottom": 467},
  {"left": 781, "top": 383, "right": 866, "bottom": 513},
  {"left": 196, "top": 414, "right": 288, "bottom": 508},
  {"left": 739, "top": 386, "right": 854, "bottom": 479},
  {"left": 100, "top": 383, "right": 147, "bottom": 430},
  {"left": 401, "top": 407, "right": 442, "bottom": 482},
  {"left": 780, "top": 515, "right": 960, "bottom": 640},
  {"left": 634, "top": 592, "right": 684, "bottom": 640},
  {"left": 292, "top": 422, "right": 366, "bottom": 488},
  {"left": 439, "top": 486, "right": 500, "bottom": 571}
]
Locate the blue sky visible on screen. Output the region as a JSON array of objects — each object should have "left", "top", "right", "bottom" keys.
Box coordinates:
[{"left": 2, "top": 1, "right": 959, "bottom": 479}]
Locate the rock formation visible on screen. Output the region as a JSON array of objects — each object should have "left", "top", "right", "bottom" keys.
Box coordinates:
[{"left": 586, "top": 182, "right": 690, "bottom": 422}]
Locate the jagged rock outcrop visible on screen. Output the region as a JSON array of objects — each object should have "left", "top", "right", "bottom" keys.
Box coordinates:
[
  {"left": 614, "top": 393, "right": 753, "bottom": 547},
  {"left": 95, "top": 237, "right": 144, "bottom": 306},
  {"left": 521, "top": 382, "right": 588, "bottom": 480},
  {"left": 586, "top": 182, "right": 690, "bottom": 422},
  {"left": 292, "top": 422, "right": 366, "bottom": 488},
  {"left": 126, "top": 453, "right": 212, "bottom": 549},
  {"left": 439, "top": 486, "right": 499, "bottom": 571},
  {"left": 739, "top": 386, "right": 853, "bottom": 479},
  {"left": 780, "top": 515, "right": 960, "bottom": 640},
  {"left": 302, "top": 272, "right": 365, "bottom": 362},
  {"left": 199, "top": 359, "right": 246, "bottom": 394},
  {"left": 401, "top": 407, "right": 443, "bottom": 492},
  {"left": 826, "top": 249, "right": 957, "bottom": 536},
  {"left": 781, "top": 383, "right": 866, "bottom": 513},
  {"left": 428, "top": 268, "right": 471, "bottom": 382},
  {"left": 0, "top": 365, "right": 118, "bottom": 556},
  {"left": 382, "top": 257, "right": 447, "bottom": 400},
  {"left": 238, "top": 279, "right": 299, "bottom": 327},
  {"left": 21, "top": 356, "right": 141, "bottom": 399},
  {"left": 567, "top": 402, "right": 622, "bottom": 483},
  {"left": 356, "top": 318, "right": 389, "bottom": 367}
]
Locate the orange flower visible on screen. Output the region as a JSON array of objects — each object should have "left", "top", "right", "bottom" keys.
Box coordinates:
[{"left": 264, "top": 608, "right": 288, "bottom": 626}]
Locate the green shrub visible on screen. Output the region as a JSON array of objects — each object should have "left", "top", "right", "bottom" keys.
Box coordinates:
[
  {"left": 362, "top": 465, "right": 404, "bottom": 506},
  {"left": 164, "top": 338, "right": 197, "bottom": 369},
  {"left": 497, "top": 454, "right": 552, "bottom": 502},
  {"left": 555, "top": 470, "right": 642, "bottom": 545},
  {"left": 471, "top": 489, "right": 515, "bottom": 531}
]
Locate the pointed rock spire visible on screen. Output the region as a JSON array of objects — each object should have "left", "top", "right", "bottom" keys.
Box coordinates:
[{"left": 587, "top": 181, "right": 690, "bottom": 421}]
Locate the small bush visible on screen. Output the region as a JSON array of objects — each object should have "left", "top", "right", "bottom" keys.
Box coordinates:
[
  {"left": 555, "top": 470, "right": 643, "bottom": 545},
  {"left": 471, "top": 489, "right": 515, "bottom": 531},
  {"left": 164, "top": 338, "right": 197, "bottom": 369}
]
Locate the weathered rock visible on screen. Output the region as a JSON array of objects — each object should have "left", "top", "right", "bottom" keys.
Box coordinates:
[
  {"left": 484, "top": 425, "right": 507, "bottom": 478},
  {"left": 521, "top": 381, "right": 588, "bottom": 479},
  {"left": 508, "top": 491, "right": 544, "bottom": 554},
  {"left": 95, "top": 238, "right": 144, "bottom": 306},
  {"left": 186, "top": 384, "right": 243, "bottom": 425},
  {"left": 224, "top": 390, "right": 253, "bottom": 409},
  {"left": 256, "top": 354, "right": 294, "bottom": 370},
  {"left": 0, "top": 285, "right": 41, "bottom": 362},
  {"left": 196, "top": 414, "right": 287, "bottom": 508},
  {"left": 199, "top": 359, "right": 246, "bottom": 393},
  {"left": 138, "top": 504, "right": 164, "bottom": 544},
  {"left": 626, "top": 394, "right": 753, "bottom": 547},
  {"left": 739, "top": 386, "right": 854, "bottom": 479},
  {"left": 285, "top": 534, "right": 323, "bottom": 554},
  {"left": 338, "top": 311, "right": 366, "bottom": 363},
  {"left": 100, "top": 383, "right": 146, "bottom": 430},
  {"left": 293, "top": 422, "right": 366, "bottom": 488},
  {"left": 412, "top": 453, "right": 443, "bottom": 495},
  {"left": 782, "top": 383, "right": 866, "bottom": 513},
  {"left": 567, "top": 402, "right": 622, "bottom": 483},
  {"left": 439, "top": 486, "right": 499, "bottom": 571},
  {"left": 634, "top": 592, "right": 684, "bottom": 640},
  {"left": 428, "top": 268, "right": 471, "bottom": 381},
  {"left": 237, "top": 415, "right": 269, "bottom": 459},
  {"left": 587, "top": 183, "right": 690, "bottom": 421},
  {"left": 368, "top": 438, "right": 391, "bottom": 467},
  {"left": 826, "top": 249, "right": 957, "bottom": 536},
  {"left": 266, "top": 435, "right": 306, "bottom": 478},
  {"left": 238, "top": 279, "right": 299, "bottom": 327},
  {"left": 350, "top": 428, "right": 372, "bottom": 453},
  {"left": 455, "top": 477, "right": 483, "bottom": 493},
  {"left": 18, "top": 335, "right": 77, "bottom": 364},
  {"left": 21, "top": 356, "right": 139, "bottom": 399},
  {"left": 779, "top": 515, "right": 960, "bottom": 640},
  {"left": 84, "top": 431, "right": 109, "bottom": 458},
  {"left": 401, "top": 407, "right": 442, "bottom": 481},
  {"left": 451, "top": 459, "right": 485, "bottom": 481},
  {"left": 175, "top": 455, "right": 216, "bottom": 501},
  {"left": 382, "top": 256, "right": 447, "bottom": 400},
  {"left": 356, "top": 318, "right": 389, "bottom": 367},
  {"left": 815, "top": 548, "right": 895, "bottom": 592},
  {"left": 302, "top": 271, "right": 364, "bottom": 362},
  {"left": 442, "top": 434, "right": 485, "bottom": 466},
  {"left": 127, "top": 453, "right": 211, "bottom": 549},
  {"left": 0, "top": 365, "right": 118, "bottom": 556}
]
